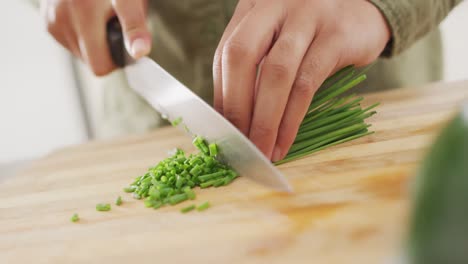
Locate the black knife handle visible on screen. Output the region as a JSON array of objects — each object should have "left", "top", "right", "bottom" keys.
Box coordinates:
[{"left": 106, "top": 16, "right": 133, "bottom": 68}]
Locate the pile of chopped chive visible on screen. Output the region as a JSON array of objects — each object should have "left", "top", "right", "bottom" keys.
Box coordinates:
[
  {"left": 276, "top": 65, "right": 379, "bottom": 165},
  {"left": 124, "top": 136, "right": 238, "bottom": 210}
]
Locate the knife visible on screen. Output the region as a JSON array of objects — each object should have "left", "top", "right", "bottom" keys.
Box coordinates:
[{"left": 106, "top": 17, "right": 292, "bottom": 192}]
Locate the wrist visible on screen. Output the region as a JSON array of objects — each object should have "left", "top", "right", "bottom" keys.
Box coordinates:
[{"left": 365, "top": 0, "right": 393, "bottom": 56}]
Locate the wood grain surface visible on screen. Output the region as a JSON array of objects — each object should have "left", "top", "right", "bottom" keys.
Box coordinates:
[{"left": 1, "top": 80, "right": 467, "bottom": 264}]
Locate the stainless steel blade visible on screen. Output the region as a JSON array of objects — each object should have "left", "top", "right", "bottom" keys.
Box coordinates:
[{"left": 124, "top": 57, "right": 292, "bottom": 192}]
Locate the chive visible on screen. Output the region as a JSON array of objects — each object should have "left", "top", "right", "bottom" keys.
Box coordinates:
[
  {"left": 271, "top": 66, "right": 379, "bottom": 163},
  {"left": 70, "top": 213, "right": 79, "bottom": 222},
  {"left": 277, "top": 131, "right": 375, "bottom": 165},
  {"left": 96, "top": 203, "right": 111, "bottom": 212},
  {"left": 190, "top": 164, "right": 203, "bottom": 176},
  {"left": 213, "top": 178, "right": 226, "bottom": 187},
  {"left": 289, "top": 123, "right": 370, "bottom": 154},
  {"left": 181, "top": 204, "right": 196, "bottom": 213},
  {"left": 144, "top": 199, "right": 154, "bottom": 208},
  {"left": 175, "top": 177, "right": 186, "bottom": 189},
  {"left": 200, "top": 179, "right": 217, "bottom": 188},
  {"left": 183, "top": 187, "right": 196, "bottom": 200},
  {"left": 152, "top": 201, "right": 163, "bottom": 209},
  {"left": 198, "top": 170, "right": 226, "bottom": 182},
  {"left": 116, "top": 196, "right": 122, "bottom": 206},
  {"left": 168, "top": 193, "right": 189, "bottom": 205},
  {"left": 123, "top": 186, "right": 136, "bottom": 193},
  {"left": 171, "top": 117, "right": 182, "bottom": 126},
  {"left": 197, "top": 202, "right": 210, "bottom": 211},
  {"left": 193, "top": 136, "right": 209, "bottom": 154},
  {"left": 209, "top": 143, "right": 218, "bottom": 157}
]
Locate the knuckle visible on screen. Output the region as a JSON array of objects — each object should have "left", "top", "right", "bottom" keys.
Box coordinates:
[
  {"left": 251, "top": 120, "right": 275, "bottom": 139},
  {"left": 223, "top": 39, "right": 253, "bottom": 64},
  {"left": 275, "top": 35, "right": 296, "bottom": 55},
  {"left": 332, "top": 20, "right": 352, "bottom": 37},
  {"left": 263, "top": 60, "right": 292, "bottom": 81},
  {"left": 223, "top": 107, "right": 244, "bottom": 128},
  {"left": 301, "top": 55, "right": 323, "bottom": 79},
  {"left": 293, "top": 72, "right": 317, "bottom": 98}
]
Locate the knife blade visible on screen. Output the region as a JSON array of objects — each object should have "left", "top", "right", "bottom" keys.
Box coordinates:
[{"left": 106, "top": 17, "right": 292, "bottom": 192}]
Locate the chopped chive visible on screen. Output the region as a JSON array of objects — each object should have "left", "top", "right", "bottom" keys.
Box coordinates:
[
  {"left": 116, "top": 196, "right": 122, "bottom": 206},
  {"left": 190, "top": 164, "right": 203, "bottom": 176},
  {"left": 200, "top": 179, "right": 217, "bottom": 188},
  {"left": 197, "top": 202, "right": 210, "bottom": 211},
  {"left": 168, "top": 193, "right": 189, "bottom": 205},
  {"left": 152, "top": 201, "right": 163, "bottom": 209},
  {"left": 183, "top": 187, "right": 196, "bottom": 200},
  {"left": 198, "top": 170, "right": 225, "bottom": 182},
  {"left": 213, "top": 178, "right": 226, "bottom": 187},
  {"left": 96, "top": 203, "right": 111, "bottom": 212},
  {"left": 70, "top": 213, "right": 79, "bottom": 222},
  {"left": 181, "top": 204, "right": 196, "bottom": 213},
  {"left": 144, "top": 199, "right": 154, "bottom": 208},
  {"left": 123, "top": 186, "right": 136, "bottom": 193},
  {"left": 209, "top": 143, "right": 218, "bottom": 157},
  {"left": 193, "top": 136, "right": 209, "bottom": 154},
  {"left": 171, "top": 117, "right": 183, "bottom": 126}
]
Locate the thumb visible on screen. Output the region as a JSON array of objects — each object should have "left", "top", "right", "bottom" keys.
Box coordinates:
[{"left": 111, "top": 0, "right": 151, "bottom": 59}]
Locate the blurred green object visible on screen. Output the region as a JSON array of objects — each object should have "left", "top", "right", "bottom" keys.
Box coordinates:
[{"left": 408, "top": 103, "right": 468, "bottom": 264}]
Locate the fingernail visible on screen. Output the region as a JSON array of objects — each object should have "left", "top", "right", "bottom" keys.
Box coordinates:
[
  {"left": 272, "top": 146, "right": 282, "bottom": 162},
  {"left": 130, "top": 38, "right": 150, "bottom": 59}
]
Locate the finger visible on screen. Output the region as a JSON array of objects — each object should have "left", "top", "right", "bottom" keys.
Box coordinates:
[
  {"left": 112, "top": 0, "right": 151, "bottom": 59},
  {"left": 61, "top": 2, "right": 81, "bottom": 58},
  {"left": 249, "top": 11, "right": 317, "bottom": 160},
  {"left": 64, "top": 29, "right": 82, "bottom": 58},
  {"left": 43, "top": 0, "right": 80, "bottom": 57},
  {"left": 272, "top": 33, "right": 341, "bottom": 162},
  {"left": 71, "top": 0, "right": 116, "bottom": 76},
  {"left": 221, "top": 4, "right": 282, "bottom": 136},
  {"left": 213, "top": 0, "right": 255, "bottom": 114}
]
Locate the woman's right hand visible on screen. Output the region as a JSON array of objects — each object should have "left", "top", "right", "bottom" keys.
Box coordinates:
[{"left": 41, "top": 0, "right": 151, "bottom": 76}]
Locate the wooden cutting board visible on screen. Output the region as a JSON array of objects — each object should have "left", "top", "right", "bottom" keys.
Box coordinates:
[{"left": 1, "top": 81, "right": 467, "bottom": 264}]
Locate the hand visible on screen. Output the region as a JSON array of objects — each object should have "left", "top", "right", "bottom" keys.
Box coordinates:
[
  {"left": 213, "top": 0, "right": 390, "bottom": 161},
  {"left": 41, "top": 0, "right": 151, "bottom": 76}
]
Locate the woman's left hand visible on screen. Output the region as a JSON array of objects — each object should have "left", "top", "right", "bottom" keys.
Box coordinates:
[{"left": 213, "top": 0, "right": 390, "bottom": 161}]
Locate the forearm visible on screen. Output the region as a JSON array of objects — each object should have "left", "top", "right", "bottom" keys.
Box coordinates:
[{"left": 369, "top": 0, "right": 463, "bottom": 57}]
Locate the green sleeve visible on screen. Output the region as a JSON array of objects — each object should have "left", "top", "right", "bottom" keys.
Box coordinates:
[{"left": 369, "top": 0, "right": 463, "bottom": 57}]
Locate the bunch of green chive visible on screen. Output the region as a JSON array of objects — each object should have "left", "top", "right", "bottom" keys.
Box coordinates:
[
  {"left": 276, "top": 65, "right": 379, "bottom": 165},
  {"left": 124, "top": 136, "right": 238, "bottom": 210}
]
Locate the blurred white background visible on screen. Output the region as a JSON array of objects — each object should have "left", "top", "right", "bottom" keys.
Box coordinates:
[{"left": 1, "top": 1, "right": 468, "bottom": 169}]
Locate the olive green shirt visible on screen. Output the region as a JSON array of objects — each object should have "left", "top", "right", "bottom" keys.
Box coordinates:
[{"left": 30, "top": 0, "right": 463, "bottom": 137}]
